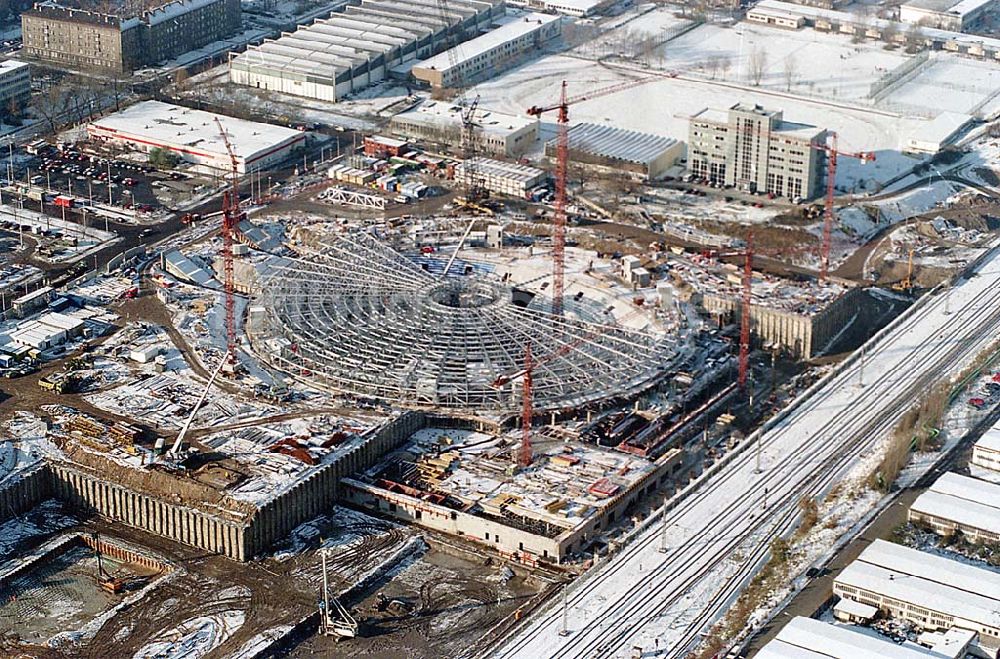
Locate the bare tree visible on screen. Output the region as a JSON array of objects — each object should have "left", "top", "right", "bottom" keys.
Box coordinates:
[
  {"left": 783, "top": 56, "right": 797, "bottom": 91},
  {"left": 706, "top": 55, "right": 721, "bottom": 80},
  {"left": 720, "top": 55, "right": 732, "bottom": 80},
  {"left": 748, "top": 46, "right": 768, "bottom": 86},
  {"left": 904, "top": 24, "right": 925, "bottom": 53},
  {"left": 31, "top": 80, "right": 75, "bottom": 132}
]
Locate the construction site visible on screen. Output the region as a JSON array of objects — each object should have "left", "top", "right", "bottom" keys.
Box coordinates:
[{"left": 7, "top": 0, "right": 1000, "bottom": 652}]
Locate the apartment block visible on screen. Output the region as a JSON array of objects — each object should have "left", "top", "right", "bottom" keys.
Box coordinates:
[
  {"left": 22, "top": 0, "right": 240, "bottom": 73},
  {"left": 687, "top": 103, "right": 827, "bottom": 200}
]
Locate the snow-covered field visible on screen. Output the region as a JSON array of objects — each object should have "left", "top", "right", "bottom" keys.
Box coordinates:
[
  {"left": 469, "top": 52, "right": 922, "bottom": 189},
  {"left": 470, "top": 19, "right": 1000, "bottom": 191},
  {"left": 493, "top": 243, "right": 1000, "bottom": 658}
]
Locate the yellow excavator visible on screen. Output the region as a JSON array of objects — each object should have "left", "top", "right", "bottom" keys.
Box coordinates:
[{"left": 892, "top": 248, "right": 915, "bottom": 293}]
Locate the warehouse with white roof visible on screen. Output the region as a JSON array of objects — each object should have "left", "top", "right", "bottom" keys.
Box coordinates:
[
  {"left": 909, "top": 472, "right": 1000, "bottom": 544},
  {"left": 757, "top": 616, "right": 957, "bottom": 659},
  {"left": 411, "top": 12, "right": 561, "bottom": 89},
  {"left": 389, "top": 100, "right": 538, "bottom": 156},
  {"left": 833, "top": 539, "right": 1000, "bottom": 650},
  {"left": 455, "top": 156, "right": 545, "bottom": 197},
  {"left": 900, "top": 0, "right": 995, "bottom": 32},
  {"left": 88, "top": 101, "right": 306, "bottom": 174},
  {"left": 973, "top": 425, "right": 1000, "bottom": 473},
  {"left": 229, "top": 0, "right": 503, "bottom": 102},
  {"left": 545, "top": 123, "right": 683, "bottom": 180}
]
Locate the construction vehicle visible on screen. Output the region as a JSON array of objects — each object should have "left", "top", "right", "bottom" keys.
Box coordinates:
[
  {"left": 93, "top": 533, "right": 127, "bottom": 594},
  {"left": 154, "top": 350, "right": 229, "bottom": 459},
  {"left": 892, "top": 248, "right": 915, "bottom": 292},
  {"left": 38, "top": 371, "right": 80, "bottom": 394},
  {"left": 319, "top": 549, "right": 359, "bottom": 638}
]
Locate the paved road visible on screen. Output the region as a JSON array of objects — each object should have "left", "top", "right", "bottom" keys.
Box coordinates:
[{"left": 490, "top": 245, "right": 1000, "bottom": 659}]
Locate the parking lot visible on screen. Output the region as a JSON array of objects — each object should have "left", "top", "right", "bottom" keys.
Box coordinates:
[{"left": 30, "top": 145, "right": 161, "bottom": 211}]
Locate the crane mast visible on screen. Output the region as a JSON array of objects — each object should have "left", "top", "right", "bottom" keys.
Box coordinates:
[{"left": 214, "top": 116, "right": 241, "bottom": 372}]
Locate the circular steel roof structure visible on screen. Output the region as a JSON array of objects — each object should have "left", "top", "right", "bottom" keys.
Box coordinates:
[{"left": 251, "top": 232, "right": 676, "bottom": 412}]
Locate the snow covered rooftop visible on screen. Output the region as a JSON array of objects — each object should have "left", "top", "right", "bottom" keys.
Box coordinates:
[
  {"left": 754, "top": 0, "right": 1000, "bottom": 51},
  {"left": 758, "top": 617, "right": 946, "bottom": 659},
  {"left": 415, "top": 12, "right": 559, "bottom": 72},
  {"left": 910, "top": 472, "right": 1000, "bottom": 535},
  {"left": 904, "top": 0, "right": 991, "bottom": 17},
  {"left": 836, "top": 540, "right": 1000, "bottom": 631},
  {"left": 89, "top": 101, "right": 304, "bottom": 164},
  {"left": 557, "top": 123, "right": 679, "bottom": 166},
  {"left": 457, "top": 156, "right": 545, "bottom": 183},
  {"left": 392, "top": 100, "right": 537, "bottom": 138},
  {"left": 0, "top": 59, "right": 28, "bottom": 76},
  {"left": 907, "top": 112, "right": 972, "bottom": 150},
  {"left": 977, "top": 427, "right": 1000, "bottom": 453}
]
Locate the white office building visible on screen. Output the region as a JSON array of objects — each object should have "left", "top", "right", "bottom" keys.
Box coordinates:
[
  {"left": 757, "top": 616, "right": 961, "bottom": 659},
  {"left": 908, "top": 472, "right": 1000, "bottom": 544}
]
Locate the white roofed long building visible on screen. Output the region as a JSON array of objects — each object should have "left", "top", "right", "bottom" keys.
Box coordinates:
[
  {"left": 758, "top": 616, "right": 952, "bottom": 659},
  {"left": 544, "top": 122, "right": 683, "bottom": 180},
  {"left": 389, "top": 100, "right": 538, "bottom": 156},
  {"left": 411, "top": 11, "right": 560, "bottom": 89},
  {"left": 909, "top": 472, "right": 1000, "bottom": 544},
  {"left": 973, "top": 425, "right": 1000, "bottom": 473},
  {"left": 833, "top": 539, "right": 1000, "bottom": 649},
  {"left": 88, "top": 101, "right": 306, "bottom": 174},
  {"left": 229, "top": 0, "right": 503, "bottom": 101}
]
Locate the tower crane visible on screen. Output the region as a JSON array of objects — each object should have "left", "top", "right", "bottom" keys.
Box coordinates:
[
  {"left": 811, "top": 132, "right": 875, "bottom": 280},
  {"left": 526, "top": 75, "right": 667, "bottom": 316},
  {"left": 434, "top": 0, "right": 487, "bottom": 206},
  {"left": 214, "top": 116, "right": 242, "bottom": 372},
  {"left": 494, "top": 302, "right": 653, "bottom": 468}
]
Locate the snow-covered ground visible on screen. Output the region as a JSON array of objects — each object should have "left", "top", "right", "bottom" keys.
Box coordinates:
[
  {"left": 469, "top": 53, "right": 922, "bottom": 190},
  {"left": 492, "top": 243, "right": 1000, "bottom": 658},
  {"left": 133, "top": 610, "right": 245, "bottom": 659}
]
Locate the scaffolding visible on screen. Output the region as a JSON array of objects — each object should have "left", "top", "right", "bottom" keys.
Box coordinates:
[{"left": 252, "top": 231, "right": 677, "bottom": 413}]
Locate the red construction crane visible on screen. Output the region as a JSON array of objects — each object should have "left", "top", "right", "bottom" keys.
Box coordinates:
[
  {"left": 496, "top": 303, "right": 651, "bottom": 468},
  {"left": 519, "top": 343, "right": 533, "bottom": 468},
  {"left": 739, "top": 232, "right": 753, "bottom": 390},
  {"left": 812, "top": 132, "right": 875, "bottom": 280},
  {"left": 526, "top": 75, "right": 667, "bottom": 316},
  {"left": 214, "top": 116, "right": 241, "bottom": 371}
]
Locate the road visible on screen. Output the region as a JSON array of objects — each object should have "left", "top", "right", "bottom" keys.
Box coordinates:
[{"left": 490, "top": 246, "right": 1000, "bottom": 659}]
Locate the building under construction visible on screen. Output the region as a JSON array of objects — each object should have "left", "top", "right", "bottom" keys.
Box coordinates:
[
  {"left": 247, "top": 231, "right": 677, "bottom": 416},
  {"left": 694, "top": 266, "right": 861, "bottom": 359}
]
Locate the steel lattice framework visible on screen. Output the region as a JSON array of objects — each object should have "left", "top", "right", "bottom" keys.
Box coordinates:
[{"left": 252, "top": 232, "right": 676, "bottom": 412}]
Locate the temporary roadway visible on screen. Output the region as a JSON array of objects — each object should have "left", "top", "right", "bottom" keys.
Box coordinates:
[{"left": 491, "top": 246, "right": 1000, "bottom": 658}]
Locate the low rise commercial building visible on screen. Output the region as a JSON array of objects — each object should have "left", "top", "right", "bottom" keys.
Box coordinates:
[
  {"left": 900, "top": 0, "right": 995, "bottom": 32},
  {"left": 688, "top": 103, "right": 827, "bottom": 200},
  {"left": 506, "top": 0, "right": 613, "bottom": 16},
  {"left": 455, "top": 156, "right": 545, "bottom": 196},
  {"left": 909, "top": 472, "right": 1000, "bottom": 544},
  {"left": 229, "top": 0, "right": 502, "bottom": 102},
  {"left": 758, "top": 616, "right": 955, "bottom": 659},
  {"left": 833, "top": 539, "right": 1000, "bottom": 650},
  {"left": 545, "top": 123, "right": 683, "bottom": 180},
  {"left": 972, "top": 426, "right": 1000, "bottom": 472},
  {"left": 88, "top": 101, "right": 306, "bottom": 174},
  {"left": 389, "top": 100, "right": 538, "bottom": 156},
  {"left": 22, "top": 0, "right": 240, "bottom": 73},
  {"left": 748, "top": 0, "right": 1000, "bottom": 63},
  {"left": 412, "top": 12, "right": 560, "bottom": 88},
  {"left": 905, "top": 112, "right": 973, "bottom": 154}
]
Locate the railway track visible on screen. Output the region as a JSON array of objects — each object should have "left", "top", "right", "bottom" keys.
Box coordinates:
[{"left": 493, "top": 253, "right": 1000, "bottom": 659}]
